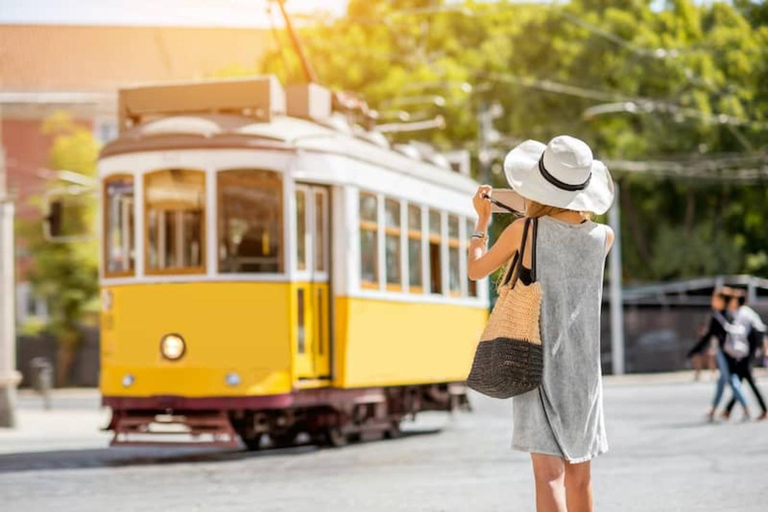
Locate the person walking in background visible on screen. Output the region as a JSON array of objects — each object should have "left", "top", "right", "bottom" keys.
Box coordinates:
[
  {"left": 691, "top": 323, "right": 717, "bottom": 382},
  {"left": 468, "top": 136, "right": 615, "bottom": 512},
  {"left": 722, "top": 290, "right": 768, "bottom": 421},
  {"left": 687, "top": 288, "right": 751, "bottom": 421}
]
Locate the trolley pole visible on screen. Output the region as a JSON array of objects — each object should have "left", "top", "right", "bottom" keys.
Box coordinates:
[
  {"left": 608, "top": 183, "right": 625, "bottom": 375},
  {"left": 0, "top": 104, "right": 20, "bottom": 428}
]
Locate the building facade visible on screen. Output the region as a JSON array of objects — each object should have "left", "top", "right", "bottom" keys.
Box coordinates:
[{"left": 0, "top": 23, "right": 271, "bottom": 326}]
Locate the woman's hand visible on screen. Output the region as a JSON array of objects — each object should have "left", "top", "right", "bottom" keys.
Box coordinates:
[{"left": 473, "top": 185, "right": 492, "bottom": 227}]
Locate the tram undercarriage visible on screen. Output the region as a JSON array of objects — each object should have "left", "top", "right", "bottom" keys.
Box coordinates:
[{"left": 106, "top": 383, "right": 470, "bottom": 449}]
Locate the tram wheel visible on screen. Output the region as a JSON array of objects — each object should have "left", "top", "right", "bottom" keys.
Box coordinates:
[
  {"left": 270, "top": 431, "right": 297, "bottom": 449},
  {"left": 242, "top": 433, "right": 263, "bottom": 451},
  {"left": 323, "top": 426, "right": 348, "bottom": 448},
  {"left": 384, "top": 421, "right": 402, "bottom": 439}
]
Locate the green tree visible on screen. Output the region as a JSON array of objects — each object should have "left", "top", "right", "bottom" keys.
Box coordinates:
[
  {"left": 19, "top": 112, "right": 99, "bottom": 386},
  {"left": 255, "top": 0, "right": 768, "bottom": 282}
]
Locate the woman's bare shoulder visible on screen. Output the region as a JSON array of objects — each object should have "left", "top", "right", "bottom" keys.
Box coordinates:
[{"left": 499, "top": 217, "right": 527, "bottom": 246}]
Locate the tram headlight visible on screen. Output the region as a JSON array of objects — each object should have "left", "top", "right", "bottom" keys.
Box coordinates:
[
  {"left": 122, "top": 374, "right": 135, "bottom": 388},
  {"left": 160, "top": 333, "right": 186, "bottom": 361},
  {"left": 225, "top": 373, "right": 242, "bottom": 387}
]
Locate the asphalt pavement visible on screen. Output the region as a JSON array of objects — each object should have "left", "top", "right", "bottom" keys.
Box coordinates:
[{"left": 0, "top": 371, "right": 766, "bottom": 512}]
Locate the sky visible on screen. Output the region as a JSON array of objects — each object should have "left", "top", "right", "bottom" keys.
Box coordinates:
[
  {"left": 0, "top": 0, "right": 351, "bottom": 28},
  {"left": 0, "top": 0, "right": 718, "bottom": 27}
]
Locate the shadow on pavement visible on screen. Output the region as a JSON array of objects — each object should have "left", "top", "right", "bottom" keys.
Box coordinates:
[{"left": 0, "top": 428, "right": 442, "bottom": 474}]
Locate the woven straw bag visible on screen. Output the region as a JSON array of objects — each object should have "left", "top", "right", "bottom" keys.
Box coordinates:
[{"left": 467, "top": 217, "right": 543, "bottom": 399}]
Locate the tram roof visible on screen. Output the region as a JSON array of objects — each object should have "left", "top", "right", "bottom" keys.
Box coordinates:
[{"left": 100, "top": 113, "right": 479, "bottom": 193}]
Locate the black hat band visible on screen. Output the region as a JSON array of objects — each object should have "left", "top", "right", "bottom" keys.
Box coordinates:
[{"left": 538, "top": 154, "right": 591, "bottom": 192}]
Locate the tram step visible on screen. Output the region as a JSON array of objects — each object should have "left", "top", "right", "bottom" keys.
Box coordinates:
[{"left": 110, "top": 411, "right": 240, "bottom": 448}]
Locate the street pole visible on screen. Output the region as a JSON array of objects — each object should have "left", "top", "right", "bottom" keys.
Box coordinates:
[
  {"left": 608, "top": 183, "right": 625, "bottom": 375},
  {"left": 0, "top": 102, "right": 21, "bottom": 428}
]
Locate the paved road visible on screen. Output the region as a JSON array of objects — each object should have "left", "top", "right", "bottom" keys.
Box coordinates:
[{"left": 1, "top": 373, "right": 767, "bottom": 512}]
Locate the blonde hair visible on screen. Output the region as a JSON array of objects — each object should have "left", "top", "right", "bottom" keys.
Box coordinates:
[{"left": 525, "top": 200, "right": 592, "bottom": 220}]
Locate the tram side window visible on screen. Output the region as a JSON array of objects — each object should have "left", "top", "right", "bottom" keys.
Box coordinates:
[
  {"left": 359, "top": 192, "right": 378, "bottom": 288},
  {"left": 104, "top": 176, "right": 135, "bottom": 276},
  {"left": 428, "top": 210, "right": 442, "bottom": 295},
  {"left": 384, "top": 198, "right": 402, "bottom": 290},
  {"left": 448, "top": 215, "right": 461, "bottom": 296},
  {"left": 145, "top": 169, "right": 205, "bottom": 273},
  {"left": 407, "top": 204, "right": 423, "bottom": 292},
  {"left": 218, "top": 170, "right": 282, "bottom": 273},
  {"left": 466, "top": 218, "right": 478, "bottom": 297}
]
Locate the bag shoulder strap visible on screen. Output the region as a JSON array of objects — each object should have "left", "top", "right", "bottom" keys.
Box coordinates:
[
  {"left": 500, "top": 251, "right": 519, "bottom": 287},
  {"left": 531, "top": 217, "right": 539, "bottom": 282},
  {"left": 509, "top": 218, "right": 533, "bottom": 289}
]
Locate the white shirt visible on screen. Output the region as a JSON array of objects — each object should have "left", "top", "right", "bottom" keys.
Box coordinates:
[{"left": 737, "top": 305, "right": 766, "bottom": 333}]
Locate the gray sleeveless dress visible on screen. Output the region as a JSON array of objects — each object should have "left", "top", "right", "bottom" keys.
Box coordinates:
[{"left": 511, "top": 216, "right": 609, "bottom": 463}]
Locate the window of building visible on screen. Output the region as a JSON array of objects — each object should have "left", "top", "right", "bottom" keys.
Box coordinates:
[
  {"left": 104, "top": 175, "right": 135, "bottom": 276},
  {"left": 407, "top": 204, "right": 423, "bottom": 292},
  {"left": 466, "top": 218, "right": 478, "bottom": 297},
  {"left": 428, "top": 209, "right": 442, "bottom": 295},
  {"left": 359, "top": 192, "right": 378, "bottom": 288},
  {"left": 145, "top": 169, "right": 205, "bottom": 274},
  {"left": 218, "top": 169, "right": 282, "bottom": 274},
  {"left": 448, "top": 215, "right": 461, "bottom": 296},
  {"left": 384, "top": 198, "right": 402, "bottom": 290}
]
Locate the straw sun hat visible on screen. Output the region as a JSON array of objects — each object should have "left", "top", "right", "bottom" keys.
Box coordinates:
[{"left": 503, "top": 135, "right": 615, "bottom": 215}]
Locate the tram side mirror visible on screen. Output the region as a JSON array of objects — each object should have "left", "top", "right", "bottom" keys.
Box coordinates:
[{"left": 43, "top": 192, "right": 95, "bottom": 242}]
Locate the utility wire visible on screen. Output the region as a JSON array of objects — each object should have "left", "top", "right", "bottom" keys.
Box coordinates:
[{"left": 488, "top": 73, "right": 768, "bottom": 131}]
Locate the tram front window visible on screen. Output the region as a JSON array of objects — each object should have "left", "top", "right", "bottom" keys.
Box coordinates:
[
  {"left": 145, "top": 169, "right": 205, "bottom": 273},
  {"left": 218, "top": 169, "right": 282, "bottom": 273},
  {"left": 104, "top": 175, "right": 135, "bottom": 276}
]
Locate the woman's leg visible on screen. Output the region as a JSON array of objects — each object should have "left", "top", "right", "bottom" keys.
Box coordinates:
[
  {"left": 742, "top": 366, "right": 767, "bottom": 415},
  {"left": 724, "top": 360, "right": 750, "bottom": 418},
  {"left": 531, "top": 453, "right": 567, "bottom": 512},
  {"left": 722, "top": 354, "right": 749, "bottom": 412},
  {"left": 727, "top": 371, "right": 749, "bottom": 409},
  {"left": 564, "top": 460, "right": 593, "bottom": 512},
  {"left": 723, "top": 380, "right": 742, "bottom": 418},
  {"left": 710, "top": 350, "right": 729, "bottom": 414}
]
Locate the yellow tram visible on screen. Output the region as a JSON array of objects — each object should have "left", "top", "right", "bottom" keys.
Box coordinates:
[{"left": 98, "top": 77, "right": 488, "bottom": 448}]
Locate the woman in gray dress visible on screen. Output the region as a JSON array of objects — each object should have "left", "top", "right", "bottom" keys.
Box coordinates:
[{"left": 467, "top": 136, "right": 615, "bottom": 512}]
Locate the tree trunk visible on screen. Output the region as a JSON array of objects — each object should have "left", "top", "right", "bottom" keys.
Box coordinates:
[
  {"left": 683, "top": 189, "right": 695, "bottom": 239},
  {"left": 621, "top": 184, "right": 652, "bottom": 263},
  {"left": 55, "top": 331, "right": 79, "bottom": 387}
]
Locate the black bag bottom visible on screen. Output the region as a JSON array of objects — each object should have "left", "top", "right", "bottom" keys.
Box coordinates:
[{"left": 466, "top": 337, "right": 544, "bottom": 399}]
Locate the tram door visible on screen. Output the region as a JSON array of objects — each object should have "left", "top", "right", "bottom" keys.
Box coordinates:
[{"left": 294, "top": 185, "right": 331, "bottom": 380}]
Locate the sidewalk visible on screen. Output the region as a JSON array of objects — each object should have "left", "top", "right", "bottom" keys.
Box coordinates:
[{"left": 0, "top": 389, "right": 110, "bottom": 455}]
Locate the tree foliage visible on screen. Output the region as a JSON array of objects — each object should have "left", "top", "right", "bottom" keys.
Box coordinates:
[
  {"left": 259, "top": 0, "right": 768, "bottom": 282},
  {"left": 18, "top": 112, "right": 99, "bottom": 384}
]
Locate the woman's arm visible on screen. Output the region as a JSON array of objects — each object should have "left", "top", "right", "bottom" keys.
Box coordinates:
[
  {"left": 604, "top": 226, "right": 615, "bottom": 256},
  {"left": 687, "top": 316, "right": 717, "bottom": 358},
  {"left": 467, "top": 186, "right": 525, "bottom": 281},
  {"left": 468, "top": 220, "right": 524, "bottom": 280}
]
